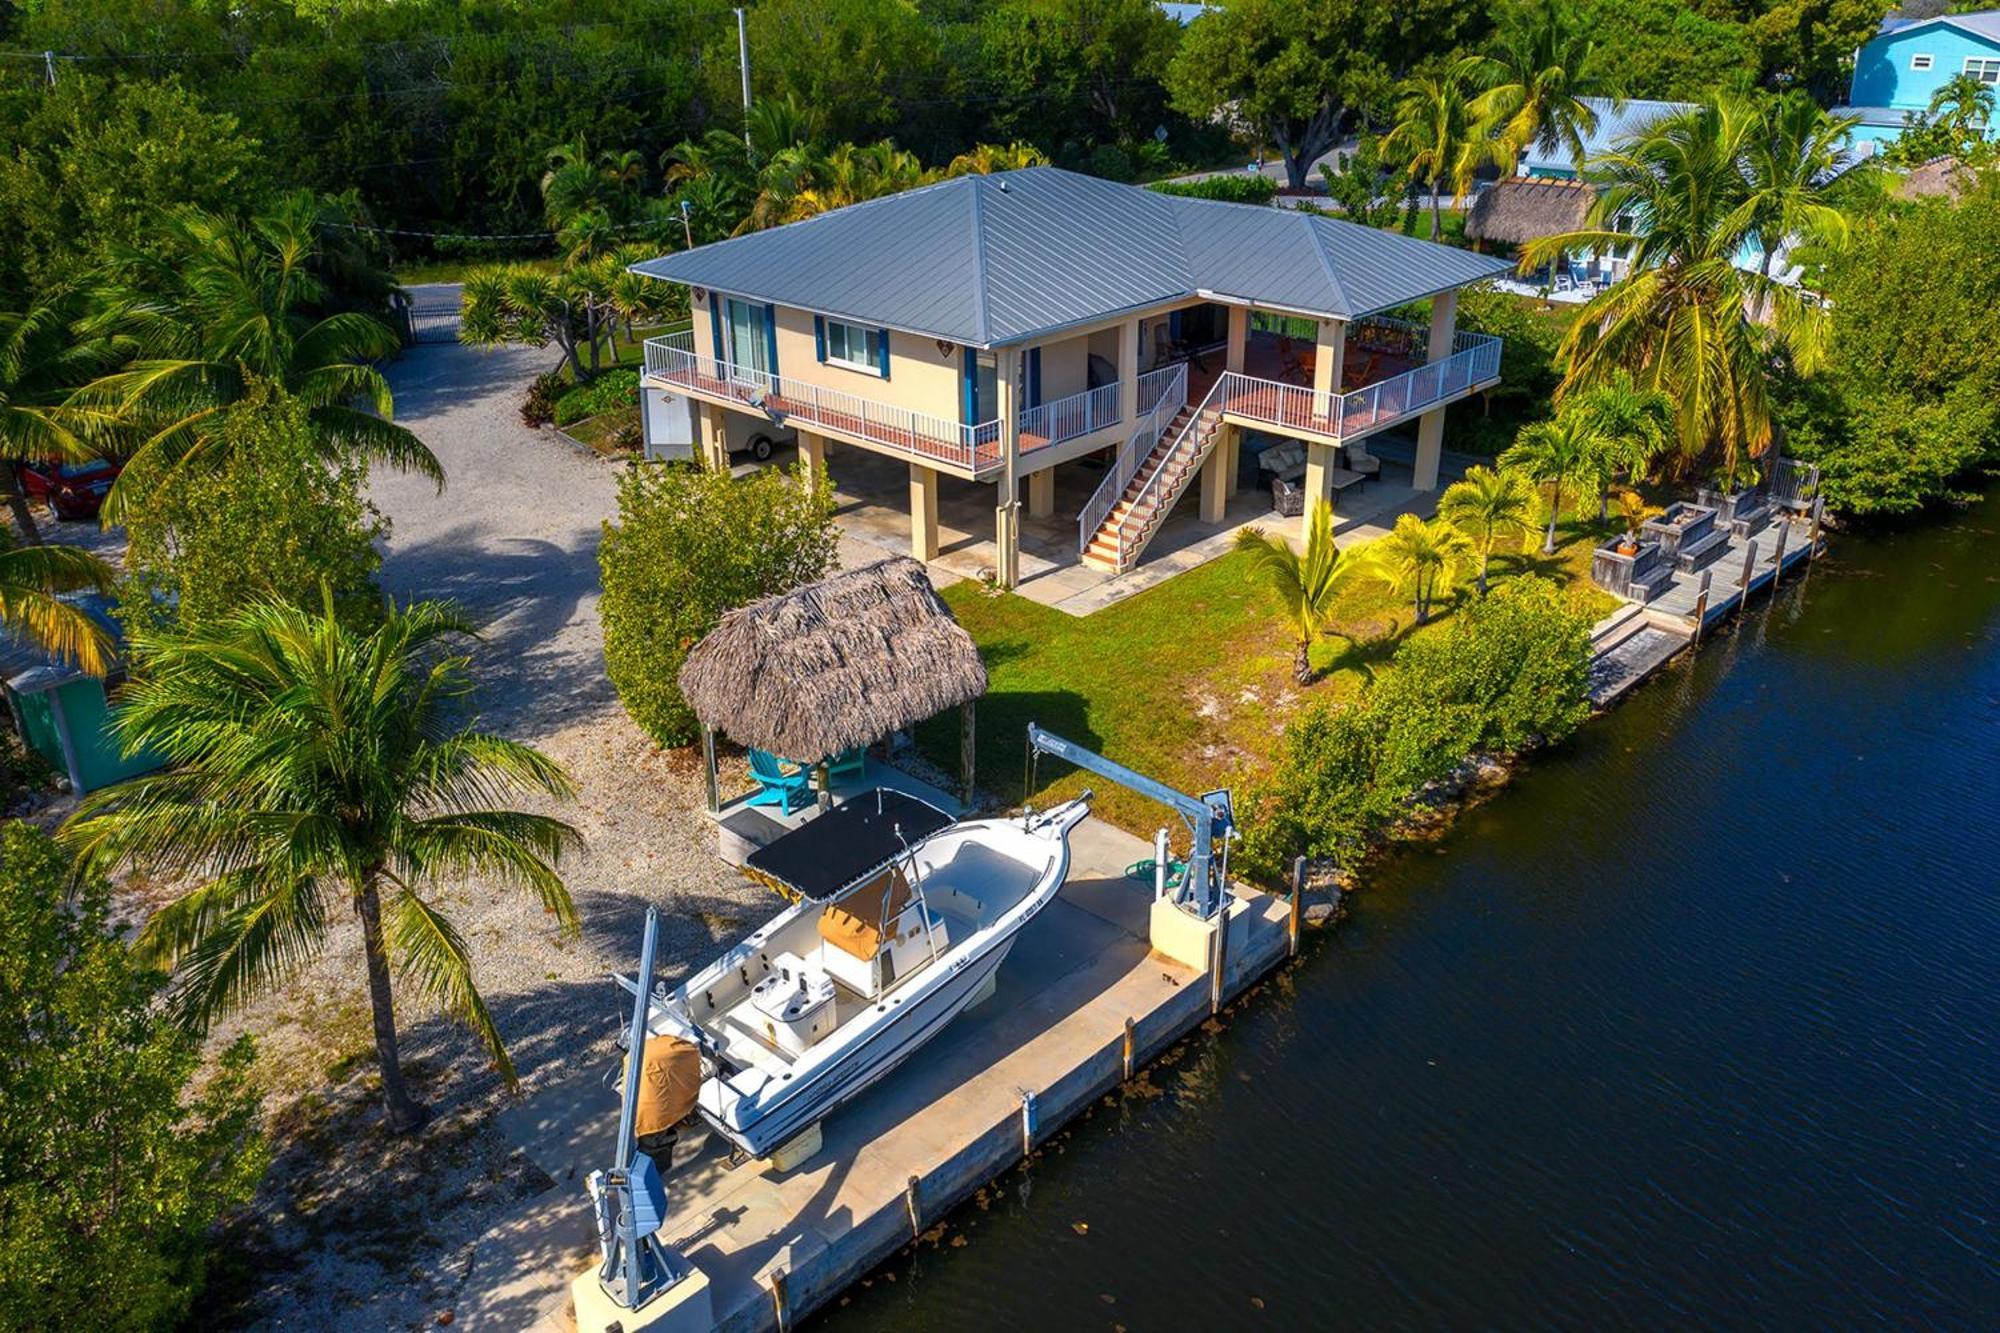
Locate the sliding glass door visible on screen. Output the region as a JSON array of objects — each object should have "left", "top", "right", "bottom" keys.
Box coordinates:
[{"left": 725, "top": 298, "right": 771, "bottom": 382}]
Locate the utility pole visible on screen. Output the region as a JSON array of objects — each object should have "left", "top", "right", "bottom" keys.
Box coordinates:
[{"left": 734, "top": 8, "right": 752, "bottom": 148}]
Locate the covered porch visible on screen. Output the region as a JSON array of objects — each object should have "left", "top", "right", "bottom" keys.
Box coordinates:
[{"left": 815, "top": 430, "right": 1470, "bottom": 615}]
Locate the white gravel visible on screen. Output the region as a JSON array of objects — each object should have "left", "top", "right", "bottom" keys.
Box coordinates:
[{"left": 212, "top": 341, "right": 785, "bottom": 1329}]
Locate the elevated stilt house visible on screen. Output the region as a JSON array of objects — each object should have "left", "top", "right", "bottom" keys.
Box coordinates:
[{"left": 632, "top": 167, "right": 1511, "bottom": 587}]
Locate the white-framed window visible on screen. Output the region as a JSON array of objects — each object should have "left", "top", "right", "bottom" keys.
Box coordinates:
[
  {"left": 1910, "top": 53, "right": 1933, "bottom": 72},
  {"left": 822, "top": 319, "right": 884, "bottom": 374},
  {"left": 1966, "top": 56, "right": 2000, "bottom": 85}
]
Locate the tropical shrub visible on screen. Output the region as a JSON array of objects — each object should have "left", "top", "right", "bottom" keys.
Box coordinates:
[
  {"left": 1149, "top": 174, "right": 1279, "bottom": 205},
  {"left": 599, "top": 463, "right": 838, "bottom": 747},
  {"left": 120, "top": 383, "right": 384, "bottom": 632},
  {"left": 1238, "top": 576, "right": 1591, "bottom": 876},
  {"left": 1778, "top": 180, "right": 2000, "bottom": 515},
  {"left": 554, "top": 369, "right": 640, "bottom": 427},
  {"left": 0, "top": 823, "right": 267, "bottom": 1329},
  {"left": 521, "top": 373, "right": 563, "bottom": 428}
]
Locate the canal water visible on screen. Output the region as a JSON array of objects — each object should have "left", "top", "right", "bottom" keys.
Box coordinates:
[{"left": 827, "top": 490, "right": 2000, "bottom": 1329}]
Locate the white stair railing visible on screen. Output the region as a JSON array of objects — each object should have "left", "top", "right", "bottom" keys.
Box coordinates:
[
  {"left": 1077, "top": 364, "right": 1186, "bottom": 553},
  {"left": 1103, "top": 374, "right": 1228, "bottom": 565}
]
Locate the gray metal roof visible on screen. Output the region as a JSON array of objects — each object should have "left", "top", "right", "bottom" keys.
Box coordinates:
[
  {"left": 1881, "top": 11, "right": 2000, "bottom": 42},
  {"left": 629, "top": 167, "right": 1511, "bottom": 349},
  {"left": 0, "top": 591, "right": 120, "bottom": 693}
]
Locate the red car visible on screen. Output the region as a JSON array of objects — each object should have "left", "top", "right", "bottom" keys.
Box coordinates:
[{"left": 14, "top": 459, "right": 121, "bottom": 521}]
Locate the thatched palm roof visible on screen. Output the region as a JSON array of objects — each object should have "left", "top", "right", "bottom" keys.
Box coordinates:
[
  {"left": 680, "top": 556, "right": 987, "bottom": 762},
  {"left": 1464, "top": 177, "right": 1597, "bottom": 246},
  {"left": 1897, "top": 156, "right": 1974, "bottom": 202}
]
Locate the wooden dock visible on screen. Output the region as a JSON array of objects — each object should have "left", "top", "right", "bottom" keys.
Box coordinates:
[{"left": 1587, "top": 511, "right": 1821, "bottom": 705}]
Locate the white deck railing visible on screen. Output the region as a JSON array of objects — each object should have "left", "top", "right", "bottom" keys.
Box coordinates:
[
  {"left": 1018, "top": 382, "right": 1120, "bottom": 449},
  {"left": 1078, "top": 364, "right": 1187, "bottom": 553},
  {"left": 1215, "top": 330, "right": 1501, "bottom": 442},
  {"left": 643, "top": 336, "right": 999, "bottom": 471}
]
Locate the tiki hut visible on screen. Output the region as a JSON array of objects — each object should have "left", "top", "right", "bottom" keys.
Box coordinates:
[
  {"left": 1464, "top": 176, "right": 1597, "bottom": 248},
  {"left": 1897, "top": 156, "right": 1975, "bottom": 203},
  {"left": 681, "top": 556, "right": 987, "bottom": 811}
]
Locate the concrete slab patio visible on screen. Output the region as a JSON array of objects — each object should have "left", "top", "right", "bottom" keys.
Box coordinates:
[
  {"left": 453, "top": 800, "right": 1287, "bottom": 1332},
  {"left": 818, "top": 431, "right": 1477, "bottom": 616}
]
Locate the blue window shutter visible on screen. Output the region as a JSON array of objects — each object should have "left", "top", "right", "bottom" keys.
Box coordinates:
[
  {"left": 1027, "top": 348, "right": 1042, "bottom": 407},
  {"left": 1169, "top": 310, "right": 1184, "bottom": 341},
  {"left": 961, "top": 347, "right": 974, "bottom": 424},
  {"left": 708, "top": 298, "right": 723, "bottom": 368},
  {"left": 763, "top": 304, "right": 779, "bottom": 375},
  {"left": 814, "top": 315, "right": 826, "bottom": 362},
  {"left": 876, "top": 328, "right": 891, "bottom": 379}
]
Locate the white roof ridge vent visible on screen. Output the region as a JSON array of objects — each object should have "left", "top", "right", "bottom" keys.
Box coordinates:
[{"left": 997, "top": 179, "right": 1010, "bottom": 192}]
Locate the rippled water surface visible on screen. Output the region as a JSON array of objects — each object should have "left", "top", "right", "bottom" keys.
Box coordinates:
[{"left": 825, "top": 491, "right": 2000, "bottom": 1330}]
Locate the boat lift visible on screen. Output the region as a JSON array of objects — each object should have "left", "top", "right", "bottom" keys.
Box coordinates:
[
  {"left": 579, "top": 907, "right": 707, "bottom": 1325},
  {"left": 1026, "top": 723, "right": 1236, "bottom": 920}
]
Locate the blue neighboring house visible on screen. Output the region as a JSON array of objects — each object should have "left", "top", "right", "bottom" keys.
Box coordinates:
[{"left": 1837, "top": 10, "right": 2000, "bottom": 152}]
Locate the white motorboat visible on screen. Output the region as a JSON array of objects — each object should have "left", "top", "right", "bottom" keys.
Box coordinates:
[{"left": 620, "top": 788, "right": 1090, "bottom": 1159}]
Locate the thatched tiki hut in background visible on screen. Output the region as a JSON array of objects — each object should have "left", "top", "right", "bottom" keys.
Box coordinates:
[
  {"left": 1463, "top": 176, "right": 1597, "bottom": 252},
  {"left": 679, "top": 556, "right": 988, "bottom": 810}
]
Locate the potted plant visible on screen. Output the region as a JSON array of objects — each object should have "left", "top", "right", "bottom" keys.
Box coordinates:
[{"left": 1614, "top": 489, "right": 1647, "bottom": 555}]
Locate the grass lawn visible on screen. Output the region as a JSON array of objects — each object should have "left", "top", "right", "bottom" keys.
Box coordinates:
[
  {"left": 918, "top": 505, "right": 1618, "bottom": 840},
  {"left": 562, "top": 406, "right": 641, "bottom": 457}
]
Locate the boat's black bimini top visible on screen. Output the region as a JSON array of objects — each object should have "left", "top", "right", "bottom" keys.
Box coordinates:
[{"left": 746, "top": 788, "right": 956, "bottom": 901}]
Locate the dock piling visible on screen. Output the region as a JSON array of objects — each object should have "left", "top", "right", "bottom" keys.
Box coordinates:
[
  {"left": 770, "top": 1267, "right": 790, "bottom": 1333},
  {"left": 904, "top": 1175, "right": 922, "bottom": 1239},
  {"left": 1209, "top": 899, "right": 1229, "bottom": 1016},
  {"left": 1739, "top": 538, "right": 1758, "bottom": 596},
  {"left": 1122, "top": 1017, "right": 1136, "bottom": 1081},
  {"left": 1020, "top": 1090, "right": 1038, "bottom": 1156},
  {"left": 1771, "top": 523, "right": 1789, "bottom": 590},
  {"left": 1288, "top": 856, "right": 1305, "bottom": 957}
]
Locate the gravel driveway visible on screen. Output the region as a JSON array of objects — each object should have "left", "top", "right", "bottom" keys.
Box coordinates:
[{"left": 220, "top": 342, "right": 777, "bottom": 1329}]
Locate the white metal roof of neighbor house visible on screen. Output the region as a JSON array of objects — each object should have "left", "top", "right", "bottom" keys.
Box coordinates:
[{"left": 630, "top": 167, "right": 1512, "bottom": 349}]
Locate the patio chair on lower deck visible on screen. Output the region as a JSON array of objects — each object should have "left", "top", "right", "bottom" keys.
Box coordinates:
[
  {"left": 825, "top": 746, "right": 868, "bottom": 784},
  {"left": 747, "top": 748, "right": 813, "bottom": 814}
]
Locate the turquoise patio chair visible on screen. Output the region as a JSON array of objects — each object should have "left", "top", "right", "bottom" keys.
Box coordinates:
[
  {"left": 746, "top": 748, "right": 812, "bottom": 814},
  {"left": 825, "top": 747, "right": 867, "bottom": 785}
]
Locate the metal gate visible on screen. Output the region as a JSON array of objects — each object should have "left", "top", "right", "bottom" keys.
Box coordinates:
[{"left": 403, "top": 294, "right": 462, "bottom": 345}]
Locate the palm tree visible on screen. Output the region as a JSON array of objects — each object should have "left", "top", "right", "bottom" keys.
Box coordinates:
[
  {"left": 1927, "top": 72, "right": 1995, "bottom": 139},
  {"left": 1234, "top": 499, "right": 1346, "bottom": 684},
  {"left": 1365, "top": 513, "right": 1471, "bottom": 625},
  {"left": 0, "top": 529, "right": 115, "bottom": 674},
  {"left": 1741, "top": 94, "right": 1862, "bottom": 288},
  {"left": 1382, "top": 65, "right": 1489, "bottom": 240},
  {"left": 1, "top": 297, "right": 119, "bottom": 544},
  {"left": 1503, "top": 413, "right": 1601, "bottom": 553},
  {"left": 78, "top": 193, "right": 443, "bottom": 519},
  {"left": 1438, "top": 465, "right": 1537, "bottom": 594},
  {"left": 943, "top": 142, "right": 1050, "bottom": 176},
  {"left": 1465, "top": 0, "right": 1602, "bottom": 175},
  {"left": 1566, "top": 371, "right": 1674, "bottom": 517},
  {"left": 1522, "top": 98, "right": 1832, "bottom": 473},
  {"left": 63, "top": 590, "right": 581, "bottom": 1133}
]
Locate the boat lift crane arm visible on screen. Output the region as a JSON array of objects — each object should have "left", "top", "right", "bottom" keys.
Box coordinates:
[{"left": 1026, "top": 723, "right": 1234, "bottom": 920}]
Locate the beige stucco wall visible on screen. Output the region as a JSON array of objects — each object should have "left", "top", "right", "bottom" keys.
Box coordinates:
[{"left": 1036, "top": 334, "right": 1090, "bottom": 401}]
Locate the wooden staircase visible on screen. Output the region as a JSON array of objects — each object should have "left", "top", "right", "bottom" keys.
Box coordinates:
[{"left": 1079, "top": 399, "right": 1222, "bottom": 573}]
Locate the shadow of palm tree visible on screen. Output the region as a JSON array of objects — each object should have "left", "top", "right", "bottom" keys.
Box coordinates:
[{"left": 1314, "top": 617, "right": 1407, "bottom": 684}]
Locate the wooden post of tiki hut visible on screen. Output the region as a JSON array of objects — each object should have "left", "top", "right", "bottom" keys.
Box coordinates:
[{"left": 678, "top": 556, "right": 989, "bottom": 859}]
